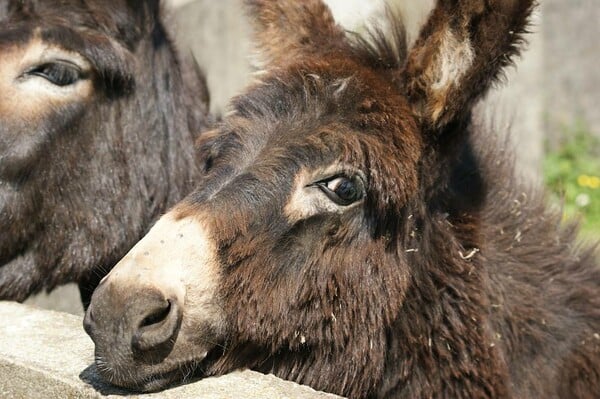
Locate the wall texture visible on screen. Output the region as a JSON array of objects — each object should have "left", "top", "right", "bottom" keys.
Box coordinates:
[
  {"left": 0, "top": 302, "right": 343, "bottom": 398},
  {"left": 543, "top": 0, "right": 600, "bottom": 141}
]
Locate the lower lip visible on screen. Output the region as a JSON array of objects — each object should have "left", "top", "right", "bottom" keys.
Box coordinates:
[{"left": 137, "top": 352, "right": 210, "bottom": 392}]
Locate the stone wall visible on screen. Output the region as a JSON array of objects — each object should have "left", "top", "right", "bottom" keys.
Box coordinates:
[
  {"left": 0, "top": 302, "right": 343, "bottom": 398},
  {"left": 542, "top": 0, "right": 600, "bottom": 142},
  {"left": 166, "top": 0, "right": 252, "bottom": 116}
]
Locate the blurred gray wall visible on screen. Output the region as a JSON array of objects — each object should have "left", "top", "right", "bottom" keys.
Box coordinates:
[
  {"left": 167, "top": 0, "right": 252, "bottom": 116},
  {"left": 542, "top": 0, "right": 600, "bottom": 142}
]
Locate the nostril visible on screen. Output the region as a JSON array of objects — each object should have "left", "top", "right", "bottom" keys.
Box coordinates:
[
  {"left": 140, "top": 300, "right": 171, "bottom": 328},
  {"left": 132, "top": 298, "right": 182, "bottom": 353}
]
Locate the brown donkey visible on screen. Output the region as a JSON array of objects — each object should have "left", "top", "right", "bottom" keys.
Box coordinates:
[
  {"left": 85, "top": 0, "right": 600, "bottom": 397},
  {"left": 0, "top": 0, "right": 209, "bottom": 306}
]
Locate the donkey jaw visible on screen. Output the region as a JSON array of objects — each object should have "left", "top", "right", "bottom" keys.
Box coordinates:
[{"left": 85, "top": 211, "right": 227, "bottom": 391}]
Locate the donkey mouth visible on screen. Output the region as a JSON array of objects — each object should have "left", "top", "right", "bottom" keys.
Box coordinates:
[
  {"left": 102, "top": 347, "right": 226, "bottom": 393},
  {"left": 102, "top": 359, "right": 202, "bottom": 393}
]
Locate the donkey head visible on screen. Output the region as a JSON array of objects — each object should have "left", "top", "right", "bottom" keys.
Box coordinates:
[
  {"left": 85, "top": 0, "right": 534, "bottom": 395},
  {"left": 0, "top": 0, "right": 203, "bottom": 303},
  {"left": 0, "top": 0, "right": 138, "bottom": 180}
]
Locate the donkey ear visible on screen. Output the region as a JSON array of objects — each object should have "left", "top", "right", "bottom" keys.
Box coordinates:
[
  {"left": 245, "top": 0, "right": 347, "bottom": 66},
  {"left": 401, "top": 0, "right": 536, "bottom": 131}
]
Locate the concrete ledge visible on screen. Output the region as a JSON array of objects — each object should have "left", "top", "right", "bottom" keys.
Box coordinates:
[{"left": 0, "top": 302, "right": 342, "bottom": 398}]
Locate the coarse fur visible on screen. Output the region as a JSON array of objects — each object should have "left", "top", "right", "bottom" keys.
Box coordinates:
[
  {"left": 0, "top": 0, "right": 210, "bottom": 306},
  {"left": 85, "top": 0, "right": 600, "bottom": 398}
]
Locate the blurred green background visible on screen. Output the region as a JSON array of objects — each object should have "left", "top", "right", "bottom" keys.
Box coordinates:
[{"left": 544, "top": 123, "right": 600, "bottom": 238}]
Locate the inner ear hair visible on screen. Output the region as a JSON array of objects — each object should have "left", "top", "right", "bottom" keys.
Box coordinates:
[
  {"left": 401, "top": 0, "right": 536, "bottom": 131},
  {"left": 244, "top": 0, "right": 348, "bottom": 67}
]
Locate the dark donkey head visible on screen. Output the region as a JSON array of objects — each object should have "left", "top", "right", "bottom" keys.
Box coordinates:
[
  {"left": 86, "top": 0, "right": 537, "bottom": 396},
  {"left": 0, "top": 0, "right": 209, "bottom": 304}
]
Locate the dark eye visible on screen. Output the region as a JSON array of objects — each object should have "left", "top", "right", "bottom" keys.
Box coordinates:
[
  {"left": 26, "top": 62, "right": 83, "bottom": 86},
  {"left": 317, "top": 175, "right": 365, "bottom": 206}
]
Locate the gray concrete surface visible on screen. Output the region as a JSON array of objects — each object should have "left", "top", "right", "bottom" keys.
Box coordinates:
[
  {"left": 168, "top": 0, "right": 253, "bottom": 116},
  {"left": 543, "top": 0, "right": 600, "bottom": 141},
  {"left": 24, "top": 283, "right": 84, "bottom": 316},
  {"left": 0, "top": 301, "right": 342, "bottom": 398}
]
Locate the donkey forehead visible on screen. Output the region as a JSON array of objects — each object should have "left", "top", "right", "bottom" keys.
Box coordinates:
[
  {"left": 0, "top": 25, "right": 90, "bottom": 54},
  {"left": 221, "top": 61, "right": 421, "bottom": 167},
  {"left": 0, "top": 8, "right": 77, "bottom": 49},
  {"left": 0, "top": 0, "right": 141, "bottom": 48},
  {"left": 4, "top": 1, "right": 97, "bottom": 26},
  {"left": 234, "top": 60, "right": 408, "bottom": 121},
  {"left": 225, "top": 67, "right": 415, "bottom": 150}
]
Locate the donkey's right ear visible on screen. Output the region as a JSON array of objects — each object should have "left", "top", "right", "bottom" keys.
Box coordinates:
[
  {"left": 401, "top": 0, "right": 536, "bottom": 132},
  {"left": 245, "top": 0, "right": 347, "bottom": 67}
]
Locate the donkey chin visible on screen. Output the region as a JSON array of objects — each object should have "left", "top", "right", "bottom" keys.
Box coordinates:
[{"left": 83, "top": 214, "right": 227, "bottom": 391}]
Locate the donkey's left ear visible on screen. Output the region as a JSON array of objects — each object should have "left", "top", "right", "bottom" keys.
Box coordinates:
[
  {"left": 402, "top": 0, "right": 536, "bottom": 131},
  {"left": 245, "top": 0, "right": 347, "bottom": 66}
]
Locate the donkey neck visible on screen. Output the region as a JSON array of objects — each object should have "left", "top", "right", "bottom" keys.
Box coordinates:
[
  {"left": 378, "top": 135, "right": 510, "bottom": 398},
  {"left": 382, "top": 219, "right": 509, "bottom": 398}
]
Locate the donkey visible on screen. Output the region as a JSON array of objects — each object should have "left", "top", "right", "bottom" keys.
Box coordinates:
[
  {"left": 0, "top": 0, "right": 209, "bottom": 306},
  {"left": 84, "top": 0, "right": 600, "bottom": 397}
]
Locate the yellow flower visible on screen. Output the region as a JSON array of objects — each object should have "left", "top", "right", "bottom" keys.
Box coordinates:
[
  {"left": 578, "top": 175, "right": 590, "bottom": 187},
  {"left": 577, "top": 175, "right": 600, "bottom": 189}
]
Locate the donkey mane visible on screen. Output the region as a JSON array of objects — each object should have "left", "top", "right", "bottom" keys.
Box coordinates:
[{"left": 346, "top": 15, "right": 409, "bottom": 72}]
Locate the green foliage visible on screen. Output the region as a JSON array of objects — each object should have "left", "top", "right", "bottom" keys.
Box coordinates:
[{"left": 543, "top": 123, "right": 600, "bottom": 237}]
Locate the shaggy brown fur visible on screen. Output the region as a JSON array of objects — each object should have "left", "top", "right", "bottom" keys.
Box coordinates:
[
  {"left": 0, "top": 0, "right": 210, "bottom": 306},
  {"left": 85, "top": 0, "right": 599, "bottom": 397}
]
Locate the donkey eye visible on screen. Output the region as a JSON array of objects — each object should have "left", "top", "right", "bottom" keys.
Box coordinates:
[
  {"left": 26, "top": 62, "right": 83, "bottom": 86},
  {"left": 317, "top": 175, "right": 365, "bottom": 206}
]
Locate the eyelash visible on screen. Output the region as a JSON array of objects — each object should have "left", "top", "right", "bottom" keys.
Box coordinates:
[{"left": 26, "top": 61, "right": 84, "bottom": 87}]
